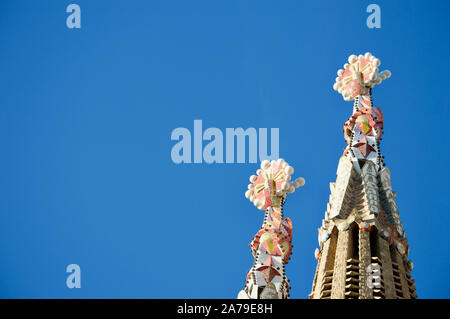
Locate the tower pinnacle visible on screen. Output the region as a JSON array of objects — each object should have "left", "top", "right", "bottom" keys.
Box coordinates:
[
  {"left": 309, "top": 53, "right": 417, "bottom": 299},
  {"left": 238, "top": 159, "right": 305, "bottom": 299}
]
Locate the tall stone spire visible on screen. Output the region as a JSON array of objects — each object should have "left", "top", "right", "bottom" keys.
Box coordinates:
[
  {"left": 309, "top": 53, "right": 417, "bottom": 299},
  {"left": 238, "top": 159, "right": 305, "bottom": 299}
]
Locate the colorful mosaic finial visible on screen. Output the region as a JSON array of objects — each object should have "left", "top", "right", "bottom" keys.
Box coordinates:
[
  {"left": 332, "top": 53, "right": 391, "bottom": 173},
  {"left": 245, "top": 159, "right": 305, "bottom": 210},
  {"left": 333, "top": 52, "right": 391, "bottom": 101},
  {"left": 238, "top": 159, "right": 305, "bottom": 299}
]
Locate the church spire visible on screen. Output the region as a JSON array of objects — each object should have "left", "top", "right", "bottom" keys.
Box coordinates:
[
  {"left": 310, "top": 53, "right": 417, "bottom": 299},
  {"left": 238, "top": 159, "right": 305, "bottom": 299}
]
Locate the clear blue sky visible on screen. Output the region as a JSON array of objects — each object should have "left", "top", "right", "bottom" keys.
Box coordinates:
[{"left": 0, "top": 0, "right": 449, "bottom": 298}]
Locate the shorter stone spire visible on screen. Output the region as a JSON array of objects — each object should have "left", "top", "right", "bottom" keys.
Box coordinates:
[{"left": 238, "top": 159, "right": 305, "bottom": 299}]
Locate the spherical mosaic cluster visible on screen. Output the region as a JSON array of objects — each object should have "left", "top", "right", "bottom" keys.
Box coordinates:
[
  {"left": 333, "top": 52, "right": 391, "bottom": 101},
  {"left": 245, "top": 159, "right": 305, "bottom": 210}
]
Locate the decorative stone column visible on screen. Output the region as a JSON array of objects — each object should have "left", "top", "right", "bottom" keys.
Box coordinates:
[
  {"left": 377, "top": 235, "right": 396, "bottom": 298},
  {"left": 331, "top": 224, "right": 352, "bottom": 298},
  {"left": 358, "top": 226, "right": 373, "bottom": 299}
]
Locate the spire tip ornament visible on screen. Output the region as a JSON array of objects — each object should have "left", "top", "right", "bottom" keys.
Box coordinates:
[
  {"left": 333, "top": 52, "right": 391, "bottom": 101},
  {"left": 245, "top": 159, "right": 305, "bottom": 211}
]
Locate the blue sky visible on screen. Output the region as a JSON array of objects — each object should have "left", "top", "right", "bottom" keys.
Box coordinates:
[{"left": 0, "top": 0, "right": 449, "bottom": 298}]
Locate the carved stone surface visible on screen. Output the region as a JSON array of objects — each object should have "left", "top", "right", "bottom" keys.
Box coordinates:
[
  {"left": 361, "top": 162, "right": 380, "bottom": 218},
  {"left": 394, "top": 250, "right": 412, "bottom": 299},
  {"left": 329, "top": 156, "right": 354, "bottom": 219},
  {"left": 358, "top": 229, "right": 373, "bottom": 299},
  {"left": 331, "top": 228, "right": 351, "bottom": 298},
  {"left": 260, "top": 283, "right": 279, "bottom": 299},
  {"left": 378, "top": 167, "right": 399, "bottom": 225},
  {"left": 312, "top": 233, "right": 335, "bottom": 298},
  {"left": 377, "top": 235, "right": 396, "bottom": 299}
]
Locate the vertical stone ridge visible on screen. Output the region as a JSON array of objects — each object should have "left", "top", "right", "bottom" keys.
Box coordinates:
[{"left": 331, "top": 227, "right": 351, "bottom": 298}]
